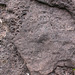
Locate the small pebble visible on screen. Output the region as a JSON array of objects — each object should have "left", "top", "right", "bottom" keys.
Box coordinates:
[
  {"left": 0, "top": 19, "right": 2, "bottom": 23},
  {"left": 26, "top": 73, "right": 29, "bottom": 75}
]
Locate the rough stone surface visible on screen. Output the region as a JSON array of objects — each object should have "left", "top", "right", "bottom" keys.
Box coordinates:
[{"left": 0, "top": 0, "right": 75, "bottom": 75}]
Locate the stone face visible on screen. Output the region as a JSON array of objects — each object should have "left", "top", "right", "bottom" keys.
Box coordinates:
[
  {"left": 0, "top": 0, "right": 75, "bottom": 75},
  {"left": 36, "top": 0, "right": 75, "bottom": 19}
]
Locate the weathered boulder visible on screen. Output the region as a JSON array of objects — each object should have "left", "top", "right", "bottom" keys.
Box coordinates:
[{"left": 0, "top": 0, "right": 75, "bottom": 75}]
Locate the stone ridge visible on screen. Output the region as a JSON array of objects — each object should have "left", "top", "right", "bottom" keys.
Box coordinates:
[{"left": 36, "top": 0, "right": 75, "bottom": 19}]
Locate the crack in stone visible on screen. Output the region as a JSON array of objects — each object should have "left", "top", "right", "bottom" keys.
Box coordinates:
[
  {"left": 35, "top": 0, "right": 75, "bottom": 19},
  {"left": 6, "top": 41, "right": 31, "bottom": 75},
  {"left": 0, "top": 2, "right": 7, "bottom": 7},
  {"left": 48, "top": 59, "right": 74, "bottom": 75}
]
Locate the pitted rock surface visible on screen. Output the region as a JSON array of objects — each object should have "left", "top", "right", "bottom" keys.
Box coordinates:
[{"left": 0, "top": 0, "right": 75, "bottom": 75}]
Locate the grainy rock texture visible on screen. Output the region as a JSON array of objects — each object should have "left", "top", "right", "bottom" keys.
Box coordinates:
[{"left": 0, "top": 0, "right": 75, "bottom": 75}]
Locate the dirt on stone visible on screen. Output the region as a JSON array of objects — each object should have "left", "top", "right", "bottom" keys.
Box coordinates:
[{"left": 0, "top": 0, "right": 75, "bottom": 75}]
